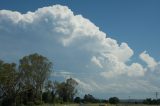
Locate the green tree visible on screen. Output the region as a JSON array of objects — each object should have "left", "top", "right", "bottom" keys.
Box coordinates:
[
  {"left": 109, "top": 97, "right": 120, "bottom": 104},
  {"left": 42, "top": 80, "right": 57, "bottom": 103},
  {"left": 19, "top": 53, "right": 53, "bottom": 103},
  {"left": 66, "top": 78, "right": 78, "bottom": 102},
  {"left": 74, "top": 97, "right": 81, "bottom": 103},
  {"left": 56, "top": 78, "right": 78, "bottom": 102},
  {"left": 83, "top": 94, "right": 96, "bottom": 103},
  {"left": 0, "top": 60, "right": 21, "bottom": 106}
]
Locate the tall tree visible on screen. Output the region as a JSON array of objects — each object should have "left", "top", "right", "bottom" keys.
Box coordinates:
[
  {"left": 19, "top": 53, "right": 53, "bottom": 102},
  {"left": 66, "top": 78, "right": 78, "bottom": 101},
  {"left": 43, "top": 80, "right": 57, "bottom": 103},
  {"left": 56, "top": 78, "right": 78, "bottom": 102},
  {"left": 0, "top": 60, "right": 21, "bottom": 106}
]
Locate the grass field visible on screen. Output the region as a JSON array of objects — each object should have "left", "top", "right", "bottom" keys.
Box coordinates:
[{"left": 39, "top": 104, "right": 159, "bottom": 106}]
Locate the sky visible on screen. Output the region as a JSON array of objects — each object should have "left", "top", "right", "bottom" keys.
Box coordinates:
[{"left": 0, "top": 0, "right": 160, "bottom": 99}]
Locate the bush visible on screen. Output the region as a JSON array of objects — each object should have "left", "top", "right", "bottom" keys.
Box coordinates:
[
  {"left": 109, "top": 97, "right": 119, "bottom": 104},
  {"left": 26, "top": 102, "right": 34, "bottom": 106},
  {"left": 74, "top": 97, "right": 81, "bottom": 103},
  {"left": 16, "top": 104, "right": 25, "bottom": 106},
  {"left": 42, "top": 91, "right": 53, "bottom": 103},
  {"left": 34, "top": 100, "right": 43, "bottom": 105},
  {"left": 1, "top": 98, "right": 13, "bottom": 106}
]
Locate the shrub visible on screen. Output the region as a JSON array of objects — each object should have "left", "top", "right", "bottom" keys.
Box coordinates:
[
  {"left": 34, "top": 100, "right": 43, "bottom": 105},
  {"left": 27, "top": 102, "right": 34, "bottom": 106},
  {"left": 109, "top": 97, "right": 119, "bottom": 104}
]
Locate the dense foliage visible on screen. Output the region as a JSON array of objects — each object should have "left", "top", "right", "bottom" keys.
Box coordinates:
[
  {"left": 143, "top": 98, "right": 160, "bottom": 105},
  {"left": 0, "top": 53, "right": 78, "bottom": 106},
  {"left": 0, "top": 53, "right": 52, "bottom": 106},
  {"left": 74, "top": 94, "right": 107, "bottom": 104},
  {"left": 109, "top": 97, "right": 120, "bottom": 104},
  {"left": 2, "top": 53, "right": 157, "bottom": 106},
  {"left": 42, "top": 78, "right": 78, "bottom": 104}
]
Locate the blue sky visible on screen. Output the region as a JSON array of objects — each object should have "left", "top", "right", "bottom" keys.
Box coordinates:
[
  {"left": 1, "top": 0, "right": 160, "bottom": 60},
  {"left": 0, "top": 0, "right": 160, "bottom": 99}
]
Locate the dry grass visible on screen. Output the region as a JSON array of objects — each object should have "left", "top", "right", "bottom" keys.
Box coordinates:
[
  {"left": 40, "top": 104, "right": 159, "bottom": 106},
  {"left": 39, "top": 104, "right": 100, "bottom": 106}
]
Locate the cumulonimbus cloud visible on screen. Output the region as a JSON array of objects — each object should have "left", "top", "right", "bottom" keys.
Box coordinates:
[{"left": 0, "top": 5, "right": 160, "bottom": 97}]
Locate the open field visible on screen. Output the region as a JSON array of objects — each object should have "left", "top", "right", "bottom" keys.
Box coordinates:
[{"left": 39, "top": 104, "right": 160, "bottom": 106}]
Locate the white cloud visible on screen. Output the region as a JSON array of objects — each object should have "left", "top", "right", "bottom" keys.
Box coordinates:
[
  {"left": 91, "top": 56, "right": 103, "bottom": 68},
  {"left": 140, "top": 51, "right": 157, "bottom": 68},
  {"left": 111, "top": 42, "right": 134, "bottom": 62},
  {"left": 0, "top": 5, "right": 160, "bottom": 98},
  {"left": 98, "top": 53, "right": 145, "bottom": 78},
  {"left": 127, "top": 63, "right": 145, "bottom": 77},
  {"left": 74, "top": 78, "right": 93, "bottom": 93}
]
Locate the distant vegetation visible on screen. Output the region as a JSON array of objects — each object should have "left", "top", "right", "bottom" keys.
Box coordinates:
[
  {"left": 0, "top": 53, "right": 107, "bottom": 106},
  {"left": 143, "top": 98, "right": 160, "bottom": 105},
  {"left": 74, "top": 94, "right": 107, "bottom": 104},
  {"left": 108, "top": 97, "right": 119, "bottom": 104},
  {"left": 0, "top": 53, "right": 160, "bottom": 106}
]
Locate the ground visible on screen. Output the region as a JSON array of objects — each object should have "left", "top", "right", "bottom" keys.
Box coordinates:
[{"left": 39, "top": 104, "right": 159, "bottom": 106}]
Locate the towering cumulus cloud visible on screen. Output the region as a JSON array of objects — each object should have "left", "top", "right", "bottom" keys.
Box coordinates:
[{"left": 0, "top": 5, "right": 160, "bottom": 98}]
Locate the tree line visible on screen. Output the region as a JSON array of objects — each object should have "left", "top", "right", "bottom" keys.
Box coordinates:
[
  {"left": 143, "top": 98, "right": 160, "bottom": 105},
  {"left": 0, "top": 53, "right": 78, "bottom": 106},
  {"left": 42, "top": 78, "right": 78, "bottom": 104},
  {"left": 1, "top": 53, "right": 158, "bottom": 106}
]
